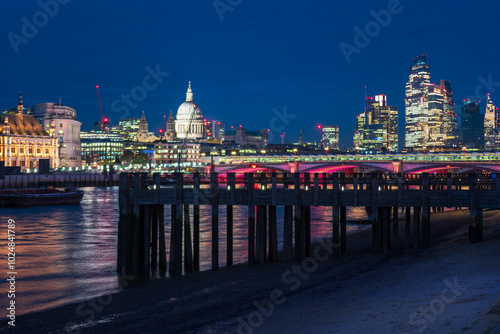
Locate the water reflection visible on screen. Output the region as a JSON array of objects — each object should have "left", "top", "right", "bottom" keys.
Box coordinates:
[{"left": 0, "top": 187, "right": 370, "bottom": 316}]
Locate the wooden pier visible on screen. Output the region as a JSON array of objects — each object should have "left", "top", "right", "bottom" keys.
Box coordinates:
[
  {"left": 0, "top": 173, "right": 118, "bottom": 189},
  {"left": 118, "top": 172, "right": 500, "bottom": 278}
]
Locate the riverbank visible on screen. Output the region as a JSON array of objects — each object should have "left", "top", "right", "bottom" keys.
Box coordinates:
[{"left": 5, "top": 209, "right": 500, "bottom": 333}]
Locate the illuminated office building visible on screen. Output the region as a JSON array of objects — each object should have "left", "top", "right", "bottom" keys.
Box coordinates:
[
  {"left": 353, "top": 94, "right": 398, "bottom": 152},
  {"left": 484, "top": 94, "right": 500, "bottom": 150},
  {"left": 461, "top": 100, "right": 484, "bottom": 150},
  {"left": 321, "top": 125, "right": 339, "bottom": 150},
  {"left": 405, "top": 56, "right": 460, "bottom": 150}
]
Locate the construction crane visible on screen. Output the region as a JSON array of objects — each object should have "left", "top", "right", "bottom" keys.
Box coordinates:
[{"left": 96, "top": 85, "right": 107, "bottom": 133}]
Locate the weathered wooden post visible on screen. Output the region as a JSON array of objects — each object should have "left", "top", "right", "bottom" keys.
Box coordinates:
[
  {"left": 332, "top": 173, "right": 340, "bottom": 257},
  {"left": 256, "top": 173, "right": 267, "bottom": 265},
  {"left": 170, "top": 173, "right": 183, "bottom": 277},
  {"left": 340, "top": 205, "right": 347, "bottom": 254},
  {"left": 468, "top": 173, "right": 483, "bottom": 243},
  {"left": 211, "top": 172, "right": 219, "bottom": 271},
  {"left": 304, "top": 173, "right": 311, "bottom": 257},
  {"left": 269, "top": 173, "right": 278, "bottom": 262},
  {"left": 117, "top": 173, "right": 130, "bottom": 276},
  {"left": 247, "top": 173, "right": 255, "bottom": 266},
  {"left": 294, "top": 172, "right": 304, "bottom": 261},
  {"left": 283, "top": 172, "right": 293, "bottom": 262},
  {"left": 193, "top": 172, "right": 200, "bottom": 271},
  {"left": 227, "top": 173, "right": 236, "bottom": 267}
]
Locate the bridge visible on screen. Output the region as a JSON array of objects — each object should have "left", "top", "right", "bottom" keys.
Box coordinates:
[{"left": 214, "top": 160, "right": 500, "bottom": 175}]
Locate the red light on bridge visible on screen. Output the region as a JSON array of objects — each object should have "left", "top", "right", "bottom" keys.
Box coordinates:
[{"left": 251, "top": 164, "right": 257, "bottom": 169}]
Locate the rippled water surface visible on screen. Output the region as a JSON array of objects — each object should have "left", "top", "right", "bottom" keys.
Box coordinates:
[{"left": 0, "top": 187, "right": 370, "bottom": 316}]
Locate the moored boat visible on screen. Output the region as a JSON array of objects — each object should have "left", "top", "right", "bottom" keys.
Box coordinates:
[{"left": 0, "top": 188, "right": 84, "bottom": 207}]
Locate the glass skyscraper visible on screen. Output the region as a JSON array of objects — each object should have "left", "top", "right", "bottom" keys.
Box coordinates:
[{"left": 404, "top": 56, "right": 460, "bottom": 150}]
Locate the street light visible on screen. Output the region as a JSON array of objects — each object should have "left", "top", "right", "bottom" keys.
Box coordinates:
[{"left": 317, "top": 125, "right": 322, "bottom": 148}]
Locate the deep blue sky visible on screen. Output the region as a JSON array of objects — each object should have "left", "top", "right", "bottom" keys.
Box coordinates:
[{"left": 1, "top": 0, "right": 499, "bottom": 147}]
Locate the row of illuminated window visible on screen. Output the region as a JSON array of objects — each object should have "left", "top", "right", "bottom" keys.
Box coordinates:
[
  {"left": 157, "top": 149, "right": 200, "bottom": 154},
  {"left": 1, "top": 147, "right": 50, "bottom": 155},
  {"left": 156, "top": 155, "right": 199, "bottom": 159}
]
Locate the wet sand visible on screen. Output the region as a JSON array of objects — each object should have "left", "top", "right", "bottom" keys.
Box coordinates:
[{"left": 4, "top": 209, "right": 500, "bottom": 333}]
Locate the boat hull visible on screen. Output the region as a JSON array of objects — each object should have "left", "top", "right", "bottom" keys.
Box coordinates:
[{"left": 0, "top": 189, "right": 84, "bottom": 207}]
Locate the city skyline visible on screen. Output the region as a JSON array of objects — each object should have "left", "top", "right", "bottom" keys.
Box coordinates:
[{"left": 1, "top": 1, "right": 500, "bottom": 146}]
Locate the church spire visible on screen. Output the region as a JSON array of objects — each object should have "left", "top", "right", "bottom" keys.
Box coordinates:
[
  {"left": 17, "top": 92, "right": 23, "bottom": 116},
  {"left": 186, "top": 81, "right": 193, "bottom": 102}
]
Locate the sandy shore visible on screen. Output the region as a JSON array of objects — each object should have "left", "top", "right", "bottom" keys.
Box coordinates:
[{"left": 3, "top": 209, "right": 500, "bottom": 333}]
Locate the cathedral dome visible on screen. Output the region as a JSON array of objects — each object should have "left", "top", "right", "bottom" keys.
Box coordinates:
[
  {"left": 176, "top": 101, "right": 203, "bottom": 121},
  {"left": 175, "top": 82, "right": 205, "bottom": 140},
  {"left": 176, "top": 82, "right": 203, "bottom": 121}
]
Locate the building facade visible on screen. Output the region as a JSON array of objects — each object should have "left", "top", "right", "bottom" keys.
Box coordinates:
[
  {"left": 484, "top": 94, "right": 500, "bottom": 150},
  {"left": 31, "top": 102, "right": 82, "bottom": 167},
  {"left": 80, "top": 132, "right": 124, "bottom": 165},
  {"left": 0, "top": 94, "right": 59, "bottom": 170},
  {"left": 321, "top": 125, "right": 339, "bottom": 150},
  {"left": 461, "top": 100, "right": 484, "bottom": 150},
  {"left": 154, "top": 141, "right": 201, "bottom": 165},
  {"left": 353, "top": 94, "right": 398, "bottom": 152},
  {"left": 405, "top": 56, "right": 460, "bottom": 150},
  {"left": 224, "top": 128, "right": 268, "bottom": 147}
]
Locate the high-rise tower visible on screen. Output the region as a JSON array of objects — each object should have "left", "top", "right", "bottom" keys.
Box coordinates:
[{"left": 404, "top": 56, "right": 460, "bottom": 150}]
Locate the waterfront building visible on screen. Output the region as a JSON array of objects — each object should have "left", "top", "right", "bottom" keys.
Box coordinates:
[
  {"left": 405, "top": 56, "right": 460, "bottom": 150},
  {"left": 154, "top": 141, "right": 201, "bottom": 166},
  {"left": 0, "top": 94, "right": 59, "bottom": 169},
  {"left": 80, "top": 132, "right": 124, "bottom": 165},
  {"left": 461, "top": 100, "right": 484, "bottom": 150},
  {"left": 31, "top": 102, "right": 82, "bottom": 167},
  {"left": 353, "top": 94, "right": 398, "bottom": 152},
  {"left": 175, "top": 82, "right": 205, "bottom": 140},
  {"left": 225, "top": 127, "right": 268, "bottom": 147},
  {"left": 321, "top": 125, "right": 340, "bottom": 150}
]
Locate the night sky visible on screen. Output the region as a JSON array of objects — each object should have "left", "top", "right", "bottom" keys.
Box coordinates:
[{"left": 1, "top": 0, "right": 499, "bottom": 147}]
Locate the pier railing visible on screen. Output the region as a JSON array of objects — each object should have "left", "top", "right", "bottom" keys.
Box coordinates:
[{"left": 118, "top": 172, "right": 499, "bottom": 278}]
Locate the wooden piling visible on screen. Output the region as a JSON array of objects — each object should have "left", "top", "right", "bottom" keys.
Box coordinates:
[
  {"left": 227, "top": 173, "right": 236, "bottom": 267},
  {"left": 247, "top": 173, "right": 255, "bottom": 266},
  {"left": 332, "top": 173, "right": 340, "bottom": 257},
  {"left": 211, "top": 172, "right": 219, "bottom": 271},
  {"left": 193, "top": 172, "right": 200, "bottom": 271},
  {"left": 294, "top": 173, "right": 303, "bottom": 261}
]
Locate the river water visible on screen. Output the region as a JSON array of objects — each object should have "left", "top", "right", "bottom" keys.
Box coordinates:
[{"left": 0, "top": 187, "right": 370, "bottom": 316}]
